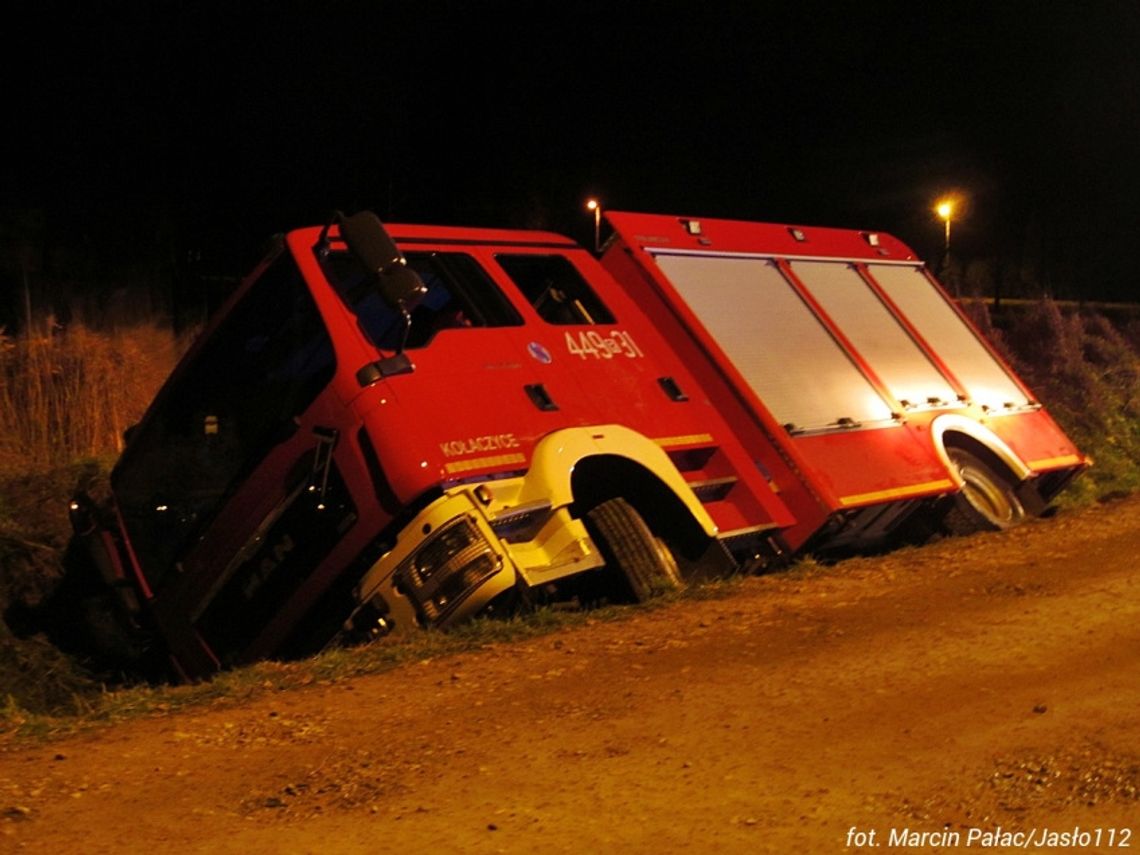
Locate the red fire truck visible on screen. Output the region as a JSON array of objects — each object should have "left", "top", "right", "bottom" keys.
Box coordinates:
[{"left": 67, "top": 210, "right": 1085, "bottom": 679}]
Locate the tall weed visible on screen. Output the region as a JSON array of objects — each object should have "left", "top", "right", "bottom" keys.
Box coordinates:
[
  {"left": 0, "top": 319, "right": 183, "bottom": 716},
  {"left": 0, "top": 320, "right": 181, "bottom": 474}
]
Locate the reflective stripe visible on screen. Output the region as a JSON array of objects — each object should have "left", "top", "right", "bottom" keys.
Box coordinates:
[
  {"left": 444, "top": 453, "right": 527, "bottom": 475},
  {"left": 654, "top": 433, "right": 715, "bottom": 448},
  {"left": 1027, "top": 454, "right": 1084, "bottom": 470},
  {"left": 838, "top": 479, "right": 956, "bottom": 507}
]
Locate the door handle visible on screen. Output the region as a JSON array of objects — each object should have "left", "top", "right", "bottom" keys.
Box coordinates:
[{"left": 524, "top": 383, "right": 559, "bottom": 412}]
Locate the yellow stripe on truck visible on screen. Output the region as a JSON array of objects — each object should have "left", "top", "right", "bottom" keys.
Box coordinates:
[
  {"left": 654, "top": 433, "right": 715, "bottom": 448},
  {"left": 444, "top": 453, "right": 527, "bottom": 475},
  {"left": 838, "top": 479, "right": 957, "bottom": 507},
  {"left": 1026, "top": 454, "right": 1084, "bottom": 470}
]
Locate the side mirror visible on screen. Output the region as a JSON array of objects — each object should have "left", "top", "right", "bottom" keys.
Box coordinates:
[
  {"left": 337, "top": 210, "right": 400, "bottom": 276},
  {"left": 335, "top": 211, "right": 427, "bottom": 310}
]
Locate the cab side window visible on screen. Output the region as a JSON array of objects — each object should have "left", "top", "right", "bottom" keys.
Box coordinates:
[
  {"left": 323, "top": 251, "right": 522, "bottom": 350},
  {"left": 496, "top": 254, "right": 615, "bottom": 325}
]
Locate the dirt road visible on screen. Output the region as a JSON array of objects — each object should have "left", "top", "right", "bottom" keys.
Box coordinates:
[{"left": 2, "top": 497, "right": 1138, "bottom": 853}]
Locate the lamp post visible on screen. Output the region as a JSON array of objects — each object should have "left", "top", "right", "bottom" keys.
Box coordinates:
[
  {"left": 586, "top": 198, "right": 601, "bottom": 253},
  {"left": 935, "top": 199, "right": 954, "bottom": 255}
]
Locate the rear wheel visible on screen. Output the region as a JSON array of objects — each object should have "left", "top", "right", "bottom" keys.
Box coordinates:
[
  {"left": 585, "top": 498, "right": 683, "bottom": 602},
  {"left": 945, "top": 447, "right": 1026, "bottom": 533}
]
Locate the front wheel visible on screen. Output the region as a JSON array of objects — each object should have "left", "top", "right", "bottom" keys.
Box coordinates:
[
  {"left": 585, "top": 498, "right": 683, "bottom": 603},
  {"left": 944, "top": 447, "right": 1026, "bottom": 533}
]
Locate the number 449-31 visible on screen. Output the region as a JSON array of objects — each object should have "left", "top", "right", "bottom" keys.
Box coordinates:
[{"left": 565, "top": 330, "right": 644, "bottom": 360}]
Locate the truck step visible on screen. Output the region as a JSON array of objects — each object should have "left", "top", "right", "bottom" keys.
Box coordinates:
[{"left": 688, "top": 476, "right": 738, "bottom": 503}]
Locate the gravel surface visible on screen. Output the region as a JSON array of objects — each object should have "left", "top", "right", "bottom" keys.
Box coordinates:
[{"left": 1, "top": 495, "right": 1138, "bottom": 853}]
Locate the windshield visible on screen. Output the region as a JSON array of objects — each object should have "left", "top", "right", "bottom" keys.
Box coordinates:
[{"left": 113, "top": 249, "right": 336, "bottom": 585}]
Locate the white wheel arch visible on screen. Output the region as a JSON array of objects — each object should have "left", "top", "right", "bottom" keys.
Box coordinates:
[
  {"left": 930, "top": 414, "right": 1032, "bottom": 487},
  {"left": 514, "top": 424, "right": 719, "bottom": 539}
]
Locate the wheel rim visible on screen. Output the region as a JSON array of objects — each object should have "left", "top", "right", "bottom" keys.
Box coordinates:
[{"left": 952, "top": 452, "right": 1020, "bottom": 526}]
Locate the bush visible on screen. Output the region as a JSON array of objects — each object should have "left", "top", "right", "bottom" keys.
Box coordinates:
[
  {"left": 0, "top": 322, "right": 183, "bottom": 718},
  {"left": 966, "top": 300, "right": 1140, "bottom": 502}
]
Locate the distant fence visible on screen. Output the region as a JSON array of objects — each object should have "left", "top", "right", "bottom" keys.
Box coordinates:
[{"left": 957, "top": 297, "right": 1140, "bottom": 314}]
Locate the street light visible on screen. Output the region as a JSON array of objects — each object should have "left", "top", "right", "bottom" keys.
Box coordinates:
[
  {"left": 586, "top": 198, "right": 601, "bottom": 252},
  {"left": 935, "top": 198, "right": 954, "bottom": 254}
]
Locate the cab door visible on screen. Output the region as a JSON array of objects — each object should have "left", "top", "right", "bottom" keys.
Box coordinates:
[
  {"left": 336, "top": 246, "right": 574, "bottom": 494},
  {"left": 489, "top": 248, "right": 718, "bottom": 448}
]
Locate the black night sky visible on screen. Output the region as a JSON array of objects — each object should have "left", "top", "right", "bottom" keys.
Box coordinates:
[{"left": 4, "top": 1, "right": 1139, "bottom": 324}]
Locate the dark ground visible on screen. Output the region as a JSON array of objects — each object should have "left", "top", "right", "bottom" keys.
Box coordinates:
[{"left": 1, "top": 495, "right": 1137, "bottom": 853}]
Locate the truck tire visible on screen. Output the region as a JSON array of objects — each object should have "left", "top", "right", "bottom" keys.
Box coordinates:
[
  {"left": 944, "top": 447, "right": 1026, "bottom": 533},
  {"left": 585, "top": 498, "right": 683, "bottom": 602}
]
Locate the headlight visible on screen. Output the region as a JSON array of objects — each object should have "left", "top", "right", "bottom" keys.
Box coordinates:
[{"left": 396, "top": 517, "right": 503, "bottom": 623}]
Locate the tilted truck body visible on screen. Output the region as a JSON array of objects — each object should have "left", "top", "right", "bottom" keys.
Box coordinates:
[
  {"left": 67, "top": 211, "right": 1085, "bottom": 679},
  {"left": 600, "top": 212, "right": 1087, "bottom": 552}
]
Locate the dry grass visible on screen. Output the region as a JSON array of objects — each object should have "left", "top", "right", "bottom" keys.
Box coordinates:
[{"left": 0, "top": 319, "right": 184, "bottom": 474}]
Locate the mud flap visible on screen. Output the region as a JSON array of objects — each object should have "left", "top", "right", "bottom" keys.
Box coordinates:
[
  {"left": 1015, "top": 479, "right": 1048, "bottom": 517},
  {"left": 681, "top": 533, "right": 740, "bottom": 581}
]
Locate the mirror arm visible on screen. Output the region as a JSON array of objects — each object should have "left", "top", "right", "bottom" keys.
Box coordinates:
[
  {"left": 316, "top": 211, "right": 341, "bottom": 259},
  {"left": 396, "top": 304, "right": 413, "bottom": 354},
  {"left": 355, "top": 302, "right": 417, "bottom": 388}
]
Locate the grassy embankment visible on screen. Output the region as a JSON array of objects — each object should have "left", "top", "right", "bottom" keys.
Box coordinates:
[{"left": 0, "top": 301, "right": 1138, "bottom": 733}]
